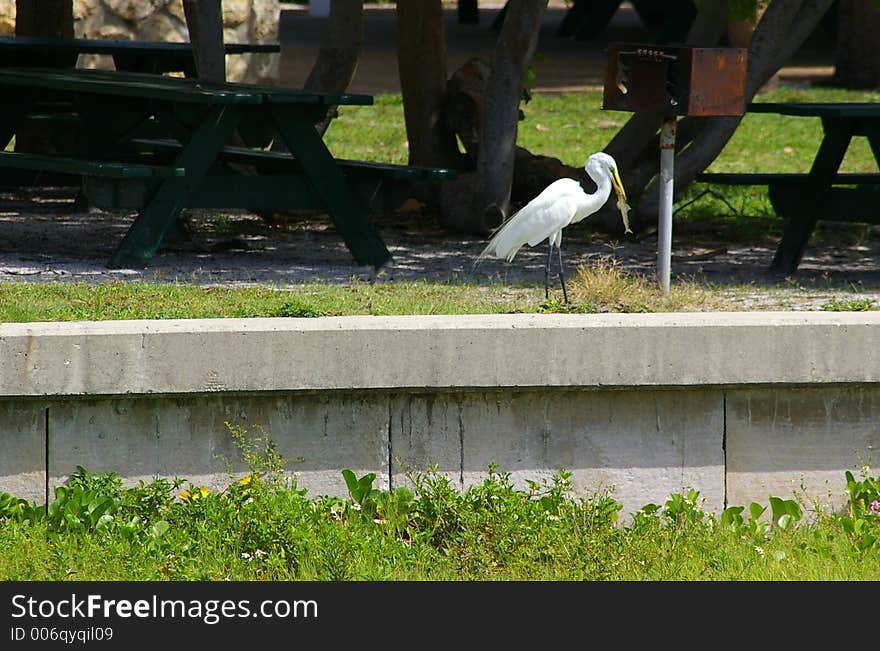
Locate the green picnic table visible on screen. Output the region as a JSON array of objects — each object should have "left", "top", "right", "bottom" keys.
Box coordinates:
[
  {"left": 0, "top": 66, "right": 455, "bottom": 270},
  {"left": 696, "top": 102, "right": 880, "bottom": 274},
  {"left": 0, "top": 35, "right": 279, "bottom": 76}
]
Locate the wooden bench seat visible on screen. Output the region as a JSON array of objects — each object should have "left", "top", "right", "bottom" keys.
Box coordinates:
[
  {"left": 0, "top": 150, "right": 184, "bottom": 179},
  {"left": 0, "top": 150, "right": 185, "bottom": 209}
]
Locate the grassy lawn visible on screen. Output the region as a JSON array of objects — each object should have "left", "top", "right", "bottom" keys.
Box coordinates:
[
  {"left": 5, "top": 262, "right": 870, "bottom": 322},
  {"left": 326, "top": 85, "right": 880, "bottom": 171}
]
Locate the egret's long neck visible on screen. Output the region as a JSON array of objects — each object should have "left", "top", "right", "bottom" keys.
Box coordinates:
[
  {"left": 589, "top": 168, "right": 613, "bottom": 205},
  {"left": 573, "top": 167, "right": 613, "bottom": 222}
]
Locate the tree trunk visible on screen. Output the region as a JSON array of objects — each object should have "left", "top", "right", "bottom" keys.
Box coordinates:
[
  {"left": 183, "top": 0, "right": 226, "bottom": 83},
  {"left": 14, "top": 0, "right": 73, "bottom": 153},
  {"left": 442, "top": 0, "right": 548, "bottom": 235},
  {"left": 829, "top": 0, "right": 880, "bottom": 89},
  {"left": 443, "top": 55, "right": 491, "bottom": 166},
  {"left": 396, "top": 0, "right": 461, "bottom": 168},
  {"left": 15, "top": 0, "right": 72, "bottom": 39},
  {"left": 304, "top": 0, "right": 365, "bottom": 136},
  {"left": 621, "top": 0, "right": 837, "bottom": 229}
]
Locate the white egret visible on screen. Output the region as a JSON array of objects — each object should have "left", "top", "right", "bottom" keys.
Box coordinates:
[{"left": 474, "top": 151, "right": 631, "bottom": 302}]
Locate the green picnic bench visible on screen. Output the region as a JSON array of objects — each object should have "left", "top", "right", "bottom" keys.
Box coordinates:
[
  {"left": 695, "top": 102, "right": 880, "bottom": 273},
  {"left": 0, "top": 150, "right": 184, "bottom": 179},
  {"left": 127, "top": 138, "right": 456, "bottom": 213},
  {"left": 0, "top": 34, "right": 281, "bottom": 186},
  {"left": 0, "top": 35, "right": 279, "bottom": 76},
  {"left": 0, "top": 66, "right": 457, "bottom": 270}
]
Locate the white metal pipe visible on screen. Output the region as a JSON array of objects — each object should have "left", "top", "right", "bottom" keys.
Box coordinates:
[{"left": 658, "top": 117, "right": 676, "bottom": 295}]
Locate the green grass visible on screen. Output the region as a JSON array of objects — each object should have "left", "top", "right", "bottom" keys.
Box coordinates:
[
  {"left": 2, "top": 429, "right": 879, "bottom": 581},
  {"left": 326, "top": 86, "right": 880, "bottom": 171},
  {"left": 323, "top": 90, "right": 624, "bottom": 167},
  {"left": 3, "top": 257, "right": 878, "bottom": 322},
  {"left": 0, "top": 279, "right": 556, "bottom": 322}
]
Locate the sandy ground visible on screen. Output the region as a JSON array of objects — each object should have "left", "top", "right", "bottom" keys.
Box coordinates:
[{"left": 2, "top": 5, "right": 877, "bottom": 310}]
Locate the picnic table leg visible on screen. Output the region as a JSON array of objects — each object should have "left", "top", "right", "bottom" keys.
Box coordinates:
[
  {"left": 770, "top": 119, "right": 852, "bottom": 274},
  {"left": 0, "top": 104, "right": 24, "bottom": 151},
  {"left": 108, "top": 105, "right": 242, "bottom": 269},
  {"left": 269, "top": 106, "right": 393, "bottom": 269}
]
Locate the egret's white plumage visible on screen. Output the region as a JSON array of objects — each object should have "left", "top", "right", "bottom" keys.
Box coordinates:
[{"left": 474, "top": 151, "right": 631, "bottom": 301}]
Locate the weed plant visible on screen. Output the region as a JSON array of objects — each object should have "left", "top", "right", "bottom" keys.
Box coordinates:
[{"left": 2, "top": 426, "right": 879, "bottom": 581}]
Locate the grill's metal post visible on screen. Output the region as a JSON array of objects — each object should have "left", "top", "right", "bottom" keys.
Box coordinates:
[{"left": 658, "top": 117, "right": 676, "bottom": 295}]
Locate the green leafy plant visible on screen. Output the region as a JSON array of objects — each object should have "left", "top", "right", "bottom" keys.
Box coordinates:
[
  {"left": 341, "top": 468, "right": 381, "bottom": 515},
  {"left": 374, "top": 487, "right": 416, "bottom": 540},
  {"left": 67, "top": 465, "right": 124, "bottom": 498},
  {"left": 721, "top": 495, "right": 802, "bottom": 545},
  {"left": 0, "top": 491, "right": 43, "bottom": 523},
  {"left": 45, "top": 484, "right": 117, "bottom": 534},
  {"left": 839, "top": 468, "right": 880, "bottom": 552},
  {"left": 526, "top": 468, "right": 575, "bottom": 518},
  {"left": 769, "top": 496, "right": 802, "bottom": 530},
  {"left": 662, "top": 489, "right": 707, "bottom": 527}
]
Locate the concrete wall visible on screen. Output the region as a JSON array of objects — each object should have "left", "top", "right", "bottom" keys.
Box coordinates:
[{"left": 2, "top": 313, "right": 878, "bottom": 517}]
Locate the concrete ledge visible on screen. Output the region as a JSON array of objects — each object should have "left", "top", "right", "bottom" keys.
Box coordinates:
[
  {"left": 1, "top": 313, "right": 878, "bottom": 516},
  {"left": 3, "top": 312, "right": 880, "bottom": 397}
]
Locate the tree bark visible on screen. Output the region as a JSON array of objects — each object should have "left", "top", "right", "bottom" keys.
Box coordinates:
[
  {"left": 15, "top": 0, "right": 72, "bottom": 39},
  {"left": 829, "top": 0, "right": 880, "bottom": 89},
  {"left": 14, "top": 1, "right": 74, "bottom": 153},
  {"left": 183, "top": 0, "right": 226, "bottom": 83},
  {"left": 443, "top": 55, "right": 491, "bottom": 166},
  {"left": 396, "top": 0, "right": 461, "bottom": 168},
  {"left": 444, "top": 0, "right": 548, "bottom": 235},
  {"left": 304, "top": 0, "right": 365, "bottom": 135}
]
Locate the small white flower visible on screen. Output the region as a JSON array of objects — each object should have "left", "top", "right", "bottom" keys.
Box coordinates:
[{"left": 754, "top": 546, "right": 765, "bottom": 557}]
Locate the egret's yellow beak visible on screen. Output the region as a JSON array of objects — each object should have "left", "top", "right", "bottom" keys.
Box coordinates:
[{"left": 611, "top": 167, "right": 632, "bottom": 234}]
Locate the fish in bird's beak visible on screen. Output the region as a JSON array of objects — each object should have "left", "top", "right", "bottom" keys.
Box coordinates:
[{"left": 611, "top": 167, "right": 632, "bottom": 234}]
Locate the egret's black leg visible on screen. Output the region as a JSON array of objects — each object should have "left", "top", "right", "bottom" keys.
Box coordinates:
[
  {"left": 544, "top": 243, "right": 553, "bottom": 299},
  {"left": 557, "top": 243, "right": 568, "bottom": 303}
]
